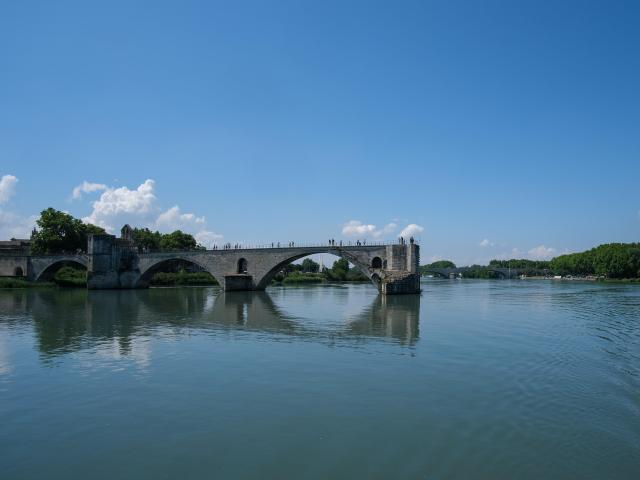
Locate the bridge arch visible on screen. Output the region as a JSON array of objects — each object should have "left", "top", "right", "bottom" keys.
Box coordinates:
[
  {"left": 371, "top": 257, "right": 382, "bottom": 269},
  {"left": 254, "top": 248, "right": 381, "bottom": 291},
  {"left": 421, "top": 269, "right": 452, "bottom": 279},
  {"left": 31, "top": 256, "right": 89, "bottom": 282},
  {"left": 14, "top": 266, "right": 24, "bottom": 277},
  {"left": 136, "top": 256, "right": 217, "bottom": 287}
]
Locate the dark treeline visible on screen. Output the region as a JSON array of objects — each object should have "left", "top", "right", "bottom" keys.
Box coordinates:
[
  {"left": 421, "top": 243, "right": 640, "bottom": 280},
  {"left": 29, "top": 208, "right": 202, "bottom": 254},
  {"left": 131, "top": 227, "right": 202, "bottom": 251},
  {"left": 30, "top": 208, "right": 106, "bottom": 254}
]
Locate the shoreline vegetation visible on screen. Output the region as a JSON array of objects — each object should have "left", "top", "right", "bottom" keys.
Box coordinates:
[
  {"left": 421, "top": 243, "right": 640, "bottom": 281},
  {"left": 2, "top": 209, "right": 639, "bottom": 288}
]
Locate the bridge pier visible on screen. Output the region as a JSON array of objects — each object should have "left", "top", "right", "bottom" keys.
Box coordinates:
[
  {"left": 380, "top": 273, "right": 422, "bottom": 295},
  {"left": 223, "top": 275, "right": 256, "bottom": 291}
]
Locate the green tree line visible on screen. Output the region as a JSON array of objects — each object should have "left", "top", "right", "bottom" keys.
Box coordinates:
[
  {"left": 420, "top": 243, "right": 640, "bottom": 279},
  {"left": 29, "top": 208, "right": 202, "bottom": 254}
]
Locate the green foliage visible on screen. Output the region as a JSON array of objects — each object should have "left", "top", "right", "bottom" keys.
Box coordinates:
[
  {"left": 0, "top": 278, "right": 30, "bottom": 288},
  {"left": 489, "top": 259, "right": 551, "bottom": 270},
  {"left": 300, "top": 258, "right": 320, "bottom": 273},
  {"left": 345, "top": 268, "right": 368, "bottom": 281},
  {"left": 428, "top": 260, "right": 457, "bottom": 269},
  {"left": 53, "top": 266, "right": 87, "bottom": 287},
  {"left": 0, "top": 278, "right": 55, "bottom": 288},
  {"left": 451, "top": 243, "right": 640, "bottom": 280},
  {"left": 150, "top": 270, "right": 218, "bottom": 286},
  {"left": 460, "top": 266, "right": 502, "bottom": 279},
  {"left": 132, "top": 228, "right": 162, "bottom": 251},
  {"left": 549, "top": 243, "right": 640, "bottom": 279},
  {"left": 282, "top": 272, "right": 325, "bottom": 284},
  {"left": 30, "top": 208, "right": 105, "bottom": 254},
  {"left": 132, "top": 227, "right": 201, "bottom": 252},
  {"left": 159, "top": 230, "right": 199, "bottom": 251},
  {"left": 420, "top": 260, "right": 456, "bottom": 275},
  {"left": 325, "top": 257, "right": 349, "bottom": 280}
]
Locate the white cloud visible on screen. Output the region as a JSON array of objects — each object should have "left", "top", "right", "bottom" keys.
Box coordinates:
[
  {"left": 0, "top": 175, "right": 18, "bottom": 204},
  {"left": 342, "top": 220, "right": 377, "bottom": 236},
  {"left": 399, "top": 223, "right": 424, "bottom": 238},
  {"left": 82, "top": 179, "right": 157, "bottom": 230},
  {"left": 492, "top": 245, "right": 557, "bottom": 261},
  {"left": 0, "top": 209, "right": 37, "bottom": 240},
  {"left": 72, "top": 181, "right": 107, "bottom": 199},
  {"left": 342, "top": 220, "right": 398, "bottom": 238},
  {"left": 77, "top": 179, "right": 223, "bottom": 246},
  {"left": 156, "top": 206, "right": 205, "bottom": 231},
  {"left": 479, "top": 238, "right": 494, "bottom": 247},
  {"left": 527, "top": 245, "right": 557, "bottom": 260},
  {"left": 493, "top": 247, "right": 523, "bottom": 260},
  {"left": 195, "top": 230, "right": 224, "bottom": 248},
  {"left": 0, "top": 175, "right": 36, "bottom": 239},
  {"left": 380, "top": 222, "right": 397, "bottom": 235}
]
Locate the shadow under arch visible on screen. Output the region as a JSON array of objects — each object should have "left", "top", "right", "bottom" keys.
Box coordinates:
[
  {"left": 35, "top": 260, "right": 87, "bottom": 281},
  {"left": 256, "top": 249, "right": 380, "bottom": 291},
  {"left": 136, "top": 257, "right": 218, "bottom": 287}
]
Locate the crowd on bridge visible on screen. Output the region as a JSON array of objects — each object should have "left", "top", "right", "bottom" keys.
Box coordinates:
[{"left": 205, "top": 237, "right": 416, "bottom": 251}]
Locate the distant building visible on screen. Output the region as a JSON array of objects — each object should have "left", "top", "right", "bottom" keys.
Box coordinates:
[{"left": 0, "top": 239, "right": 31, "bottom": 277}]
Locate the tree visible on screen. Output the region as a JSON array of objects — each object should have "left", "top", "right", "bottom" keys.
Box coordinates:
[
  {"left": 301, "top": 258, "right": 320, "bottom": 273},
  {"left": 158, "top": 230, "right": 198, "bottom": 251},
  {"left": 427, "top": 260, "right": 456, "bottom": 269},
  {"left": 326, "top": 257, "right": 350, "bottom": 280},
  {"left": 30, "top": 208, "right": 105, "bottom": 254},
  {"left": 132, "top": 228, "right": 162, "bottom": 251}
]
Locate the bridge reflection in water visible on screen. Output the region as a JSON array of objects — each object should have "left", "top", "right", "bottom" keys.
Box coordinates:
[{"left": 1, "top": 286, "right": 420, "bottom": 360}]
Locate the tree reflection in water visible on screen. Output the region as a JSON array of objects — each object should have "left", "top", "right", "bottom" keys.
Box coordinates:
[{"left": 0, "top": 286, "right": 420, "bottom": 360}]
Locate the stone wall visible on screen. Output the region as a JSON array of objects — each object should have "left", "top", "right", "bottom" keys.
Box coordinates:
[{"left": 0, "top": 240, "right": 30, "bottom": 276}]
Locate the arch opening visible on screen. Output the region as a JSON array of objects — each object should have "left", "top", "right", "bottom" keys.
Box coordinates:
[
  {"left": 257, "top": 250, "right": 377, "bottom": 290},
  {"left": 421, "top": 269, "right": 450, "bottom": 279},
  {"left": 14, "top": 266, "right": 24, "bottom": 277},
  {"left": 371, "top": 257, "right": 383, "bottom": 269},
  {"left": 137, "top": 258, "right": 219, "bottom": 287},
  {"left": 237, "top": 258, "right": 248, "bottom": 274},
  {"left": 36, "top": 260, "right": 87, "bottom": 282}
]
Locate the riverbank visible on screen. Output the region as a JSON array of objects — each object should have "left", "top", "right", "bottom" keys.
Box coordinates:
[{"left": 0, "top": 278, "right": 55, "bottom": 288}]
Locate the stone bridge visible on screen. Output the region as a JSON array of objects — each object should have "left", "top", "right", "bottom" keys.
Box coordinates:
[{"left": 23, "top": 233, "right": 421, "bottom": 294}]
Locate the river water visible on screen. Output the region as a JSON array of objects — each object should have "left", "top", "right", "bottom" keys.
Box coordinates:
[{"left": 0, "top": 280, "right": 639, "bottom": 479}]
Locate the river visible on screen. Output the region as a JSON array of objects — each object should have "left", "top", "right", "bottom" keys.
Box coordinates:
[{"left": 1, "top": 280, "right": 639, "bottom": 479}]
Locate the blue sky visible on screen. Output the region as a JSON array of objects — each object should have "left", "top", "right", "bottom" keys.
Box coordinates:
[{"left": 0, "top": 0, "right": 638, "bottom": 265}]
